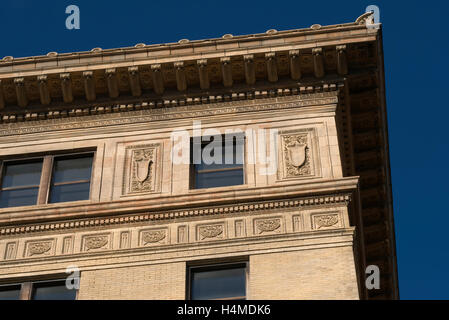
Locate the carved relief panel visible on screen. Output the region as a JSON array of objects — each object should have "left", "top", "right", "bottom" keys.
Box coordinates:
[
  {"left": 196, "top": 223, "right": 226, "bottom": 241},
  {"left": 81, "top": 233, "right": 112, "bottom": 252},
  {"left": 278, "top": 129, "right": 320, "bottom": 180},
  {"left": 24, "top": 239, "right": 56, "bottom": 258},
  {"left": 139, "top": 228, "right": 169, "bottom": 246},
  {"left": 122, "top": 144, "right": 161, "bottom": 196},
  {"left": 253, "top": 217, "right": 284, "bottom": 235},
  {"left": 311, "top": 212, "right": 343, "bottom": 230}
]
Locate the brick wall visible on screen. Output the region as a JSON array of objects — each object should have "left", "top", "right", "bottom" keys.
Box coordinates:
[
  {"left": 78, "top": 262, "right": 186, "bottom": 300},
  {"left": 249, "top": 246, "right": 359, "bottom": 300},
  {"left": 76, "top": 245, "right": 359, "bottom": 300}
]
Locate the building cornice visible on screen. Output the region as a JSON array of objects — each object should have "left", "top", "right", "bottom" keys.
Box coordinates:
[
  {"left": 0, "top": 13, "right": 378, "bottom": 112},
  {"left": 0, "top": 14, "right": 376, "bottom": 72}
]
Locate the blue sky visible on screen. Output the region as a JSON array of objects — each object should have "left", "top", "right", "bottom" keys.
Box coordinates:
[{"left": 1, "top": 0, "right": 448, "bottom": 299}]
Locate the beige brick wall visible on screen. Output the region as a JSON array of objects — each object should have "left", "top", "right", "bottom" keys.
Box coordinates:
[
  {"left": 77, "top": 262, "right": 186, "bottom": 300},
  {"left": 249, "top": 246, "right": 359, "bottom": 300},
  {"left": 75, "top": 244, "right": 359, "bottom": 300}
]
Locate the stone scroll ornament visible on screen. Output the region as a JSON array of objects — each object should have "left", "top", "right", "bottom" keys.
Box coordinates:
[
  {"left": 28, "top": 242, "right": 52, "bottom": 256},
  {"left": 142, "top": 230, "right": 166, "bottom": 245},
  {"left": 199, "top": 225, "right": 224, "bottom": 240},
  {"left": 84, "top": 236, "right": 108, "bottom": 251},
  {"left": 315, "top": 215, "right": 339, "bottom": 229},
  {"left": 256, "top": 219, "right": 281, "bottom": 234},
  {"left": 283, "top": 134, "right": 311, "bottom": 177},
  {"left": 130, "top": 148, "right": 154, "bottom": 193}
]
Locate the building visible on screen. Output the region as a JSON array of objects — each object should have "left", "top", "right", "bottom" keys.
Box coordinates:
[{"left": 0, "top": 12, "right": 398, "bottom": 300}]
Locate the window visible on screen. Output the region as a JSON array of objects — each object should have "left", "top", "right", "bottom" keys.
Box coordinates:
[
  {"left": 189, "top": 263, "right": 247, "bottom": 300},
  {"left": 191, "top": 134, "right": 244, "bottom": 189},
  {"left": 0, "top": 152, "right": 94, "bottom": 208},
  {"left": 31, "top": 280, "right": 77, "bottom": 300},
  {"left": 0, "top": 280, "right": 77, "bottom": 300},
  {"left": 49, "top": 154, "right": 93, "bottom": 204},
  {"left": 0, "top": 285, "right": 21, "bottom": 300},
  {"left": 0, "top": 160, "right": 43, "bottom": 208}
]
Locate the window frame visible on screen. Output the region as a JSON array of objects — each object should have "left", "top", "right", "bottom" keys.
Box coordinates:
[
  {"left": 0, "top": 150, "right": 95, "bottom": 208},
  {"left": 187, "top": 261, "right": 249, "bottom": 300},
  {"left": 0, "top": 276, "right": 79, "bottom": 300},
  {"left": 190, "top": 134, "right": 246, "bottom": 190}
]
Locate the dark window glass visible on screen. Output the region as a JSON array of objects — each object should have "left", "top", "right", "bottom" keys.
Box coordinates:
[
  {"left": 191, "top": 265, "right": 246, "bottom": 300},
  {"left": 31, "top": 281, "right": 77, "bottom": 300},
  {"left": 0, "top": 160, "right": 42, "bottom": 208},
  {"left": 0, "top": 285, "right": 21, "bottom": 300},
  {"left": 192, "top": 135, "right": 244, "bottom": 189},
  {"left": 49, "top": 154, "right": 93, "bottom": 204}
]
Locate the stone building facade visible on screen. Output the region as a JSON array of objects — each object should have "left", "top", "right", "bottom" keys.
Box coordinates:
[{"left": 0, "top": 12, "right": 398, "bottom": 300}]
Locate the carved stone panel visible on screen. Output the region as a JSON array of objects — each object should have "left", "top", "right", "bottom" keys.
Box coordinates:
[
  {"left": 177, "top": 226, "right": 188, "bottom": 243},
  {"left": 122, "top": 144, "right": 160, "bottom": 195},
  {"left": 311, "top": 213, "right": 342, "bottom": 230},
  {"left": 139, "top": 228, "right": 168, "bottom": 246},
  {"left": 234, "top": 220, "right": 246, "bottom": 238},
  {"left": 120, "top": 231, "right": 131, "bottom": 249},
  {"left": 82, "top": 234, "right": 111, "bottom": 252},
  {"left": 197, "top": 223, "right": 225, "bottom": 241},
  {"left": 62, "top": 236, "right": 74, "bottom": 254},
  {"left": 292, "top": 215, "right": 302, "bottom": 232},
  {"left": 4, "top": 242, "right": 17, "bottom": 260},
  {"left": 253, "top": 217, "right": 283, "bottom": 235},
  {"left": 24, "top": 239, "right": 55, "bottom": 258},
  {"left": 278, "top": 129, "right": 319, "bottom": 180}
]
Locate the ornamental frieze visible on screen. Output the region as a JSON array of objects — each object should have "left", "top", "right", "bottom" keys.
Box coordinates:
[
  {"left": 0, "top": 92, "right": 339, "bottom": 138},
  {"left": 0, "top": 194, "right": 352, "bottom": 236},
  {"left": 0, "top": 207, "right": 352, "bottom": 262}
]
